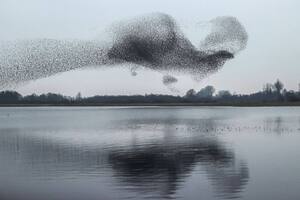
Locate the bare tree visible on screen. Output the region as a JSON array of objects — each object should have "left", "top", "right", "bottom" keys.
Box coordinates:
[
  {"left": 274, "top": 79, "right": 284, "bottom": 94},
  {"left": 76, "top": 92, "right": 82, "bottom": 101},
  {"left": 263, "top": 83, "right": 274, "bottom": 94}
]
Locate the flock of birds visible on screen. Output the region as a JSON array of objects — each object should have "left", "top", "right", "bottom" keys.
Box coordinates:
[{"left": 0, "top": 13, "right": 248, "bottom": 90}]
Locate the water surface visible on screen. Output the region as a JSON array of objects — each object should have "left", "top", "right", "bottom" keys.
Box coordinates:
[{"left": 0, "top": 107, "right": 299, "bottom": 200}]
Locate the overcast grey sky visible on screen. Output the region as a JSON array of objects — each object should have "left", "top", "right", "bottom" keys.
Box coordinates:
[{"left": 0, "top": 0, "right": 299, "bottom": 96}]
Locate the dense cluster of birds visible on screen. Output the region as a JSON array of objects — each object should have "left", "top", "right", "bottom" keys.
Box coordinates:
[{"left": 0, "top": 13, "right": 248, "bottom": 89}]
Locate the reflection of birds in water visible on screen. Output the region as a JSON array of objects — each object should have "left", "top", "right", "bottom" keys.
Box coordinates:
[
  {"left": 0, "top": 118, "right": 249, "bottom": 199},
  {"left": 205, "top": 161, "right": 249, "bottom": 199},
  {"left": 107, "top": 117, "right": 249, "bottom": 199},
  {"left": 107, "top": 138, "right": 249, "bottom": 199}
]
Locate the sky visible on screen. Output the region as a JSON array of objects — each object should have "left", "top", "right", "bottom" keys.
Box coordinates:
[{"left": 0, "top": 0, "right": 299, "bottom": 96}]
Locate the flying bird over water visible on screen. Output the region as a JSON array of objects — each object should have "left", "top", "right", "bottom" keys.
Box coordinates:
[{"left": 0, "top": 13, "right": 248, "bottom": 89}]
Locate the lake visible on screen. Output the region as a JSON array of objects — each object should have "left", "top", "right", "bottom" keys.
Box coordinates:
[{"left": 0, "top": 107, "right": 299, "bottom": 200}]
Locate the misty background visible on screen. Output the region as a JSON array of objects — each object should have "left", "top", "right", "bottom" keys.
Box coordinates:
[{"left": 0, "top": 0, "right": 299, "bottom": 96}]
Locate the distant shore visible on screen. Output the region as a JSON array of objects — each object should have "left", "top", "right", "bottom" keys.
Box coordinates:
[
  {"left": 1, "top": 81, "right": 300, "bottom": 107},
  {"left": 1, "top": 102, "right": 300, "bottom": 107}
]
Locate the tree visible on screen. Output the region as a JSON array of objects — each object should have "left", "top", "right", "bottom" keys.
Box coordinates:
[
  {"left": 284, "top": 90, "right": 299, "bottom": 102},
  {"left": 217, "top": 90, "right": 231, "bottom": 98},
  {"left": 0, "top": 91, "right": 22, "bottom": 103},
  {"left": 263, "top": 83, "right": 274, "bottom": 94},
  {"left": 76, "top": 92, "right": 82, "bottom": 101},
  {"left": 274, "top": 79, "right": 284, "bottom": 94},
  {"left": 185, "top": 89, "right": 196, "bottom": 98},
  {"left": 197, "top": 86, "right": 215, "bottom": 98}
]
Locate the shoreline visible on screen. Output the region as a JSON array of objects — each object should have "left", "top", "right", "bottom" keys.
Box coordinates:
[{"left": 1, "top": 102, "right": 300, "bottom": 107}]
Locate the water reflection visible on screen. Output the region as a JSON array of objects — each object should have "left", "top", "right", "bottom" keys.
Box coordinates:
[
  {"left": 108, "top": 139, "right": 249, "bottom": 199},
  {"left": 108, "top": 118, "right": 249, "bottom": 199},
  {"left": 1, "top": 107, "right": 300, "bottom": 200},
  {"left": 0, "top": 116, "right": 250, "bottom": 200},
  {"left": 263, "top": 117, "right": 283, "bottom": 134}
]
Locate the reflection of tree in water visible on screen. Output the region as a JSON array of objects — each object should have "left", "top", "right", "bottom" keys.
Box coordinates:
[
  {"left": 263, "top": 117, "right": 283, "bottom": 134},
  {"left": 108, "top": 118, "right": 249, "bottom": 199}
]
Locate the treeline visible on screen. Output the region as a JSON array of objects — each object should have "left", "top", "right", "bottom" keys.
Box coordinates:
[
  {"left": 0, "top": 79, "right": 299, "bottom": 105},
  {"left": 184, "top": 79, "right": 300, "bottom": 103}
]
